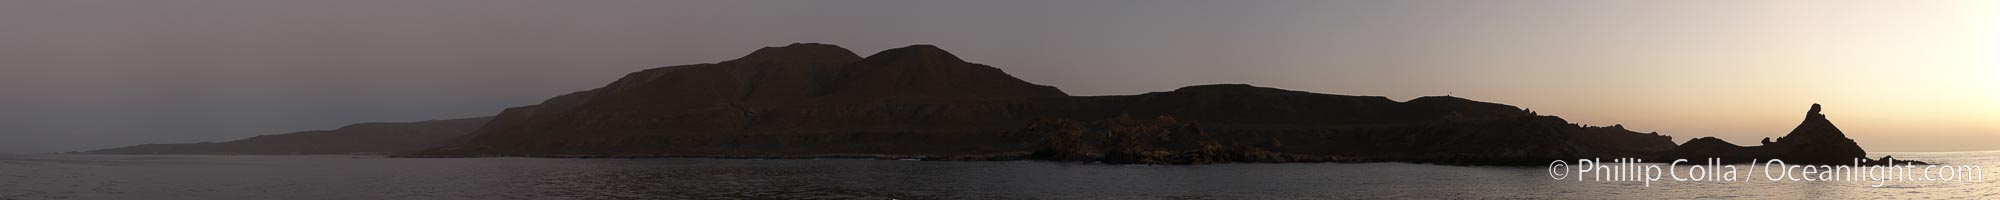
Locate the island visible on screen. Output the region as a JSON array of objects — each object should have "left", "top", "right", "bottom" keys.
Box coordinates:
[{"left": 84, "top": 43, "right": 1922, "bottom": 166}]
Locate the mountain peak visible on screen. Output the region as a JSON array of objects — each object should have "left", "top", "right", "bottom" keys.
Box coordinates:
[
  {"left": 733, "top": 43, "right": 861, "bottom": 63},
  {"left": 862, "top": 44, "right": 966, "bottom": 64},
  {"left": 1407, "top": 95, "right": 1472, "bottom": 103},
  {"left": 1170, "top": 84, "right": 1303, "bottom": 94},
  {"left": 901, "top": 44, "right": 943, "bottom": 50},
  {"left": 823, "top": 44, "right": 1065, "bottom": 97}
]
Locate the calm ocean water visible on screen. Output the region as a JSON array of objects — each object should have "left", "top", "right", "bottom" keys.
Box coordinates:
[{"left": 3, "top": 151, "right": 1994, "bottom": 199}]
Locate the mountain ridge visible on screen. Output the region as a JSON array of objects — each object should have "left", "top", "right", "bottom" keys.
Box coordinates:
[
  {"left": 80, "top": 43, "right": 1908, "bottom": 166},
  {"left": 406, "top": 43, "right": 1690, "bottom": 165}
]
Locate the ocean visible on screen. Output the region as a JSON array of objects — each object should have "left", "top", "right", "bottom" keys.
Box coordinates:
[{"left": 3, "top": 151, "right": 1994, "bottom": 199}]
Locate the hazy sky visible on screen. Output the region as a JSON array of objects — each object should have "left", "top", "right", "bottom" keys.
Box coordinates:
[{"left": 1, "top": 0, "right": 1994, "bottom": 153}]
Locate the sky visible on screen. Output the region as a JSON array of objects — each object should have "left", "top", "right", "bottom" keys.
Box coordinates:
[{"left": 0, "top": 0, "right": 1994, "bottom": 153}]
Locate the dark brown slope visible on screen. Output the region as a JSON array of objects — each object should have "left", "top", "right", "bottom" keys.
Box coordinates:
[
  {"left": 423, "top": 43, "right": 1072, "bottom": 156},
  {"left": 1103, "top": 84, "right": 1528, "bottom": 126},
  {"left": 82, "top": 117, "right": 491, "bottom": 155},
  {"left": 412, "top": 43, "right": 1679, "bottom": 165},
  {"left": 430, "top": 43, "right": 867, "bottom": 154},
  {"left": 1029, "top": 84, "right": 1676, "bottom": 165}
]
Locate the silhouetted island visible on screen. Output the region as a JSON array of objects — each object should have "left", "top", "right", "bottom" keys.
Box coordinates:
[
  {"left": 81, "top": 117, "right": 490, "bottom": 155},
  {"left": 1659, "top": 104, "right": 1926, "bottom": 165},
  {"left": 84, "top": 43, "right": 1920, "bottom": 166}
]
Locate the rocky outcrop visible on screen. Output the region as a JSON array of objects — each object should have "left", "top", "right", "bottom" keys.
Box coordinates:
[
  {"left": 1767, "top": 103, "right": 1870, "bottom": 164},
  {"left": 82, "top": 117, "right": 492, "bottom": 155},
  {"left": 1659, "top": 104, "right": 1888, "bottom": 165}
]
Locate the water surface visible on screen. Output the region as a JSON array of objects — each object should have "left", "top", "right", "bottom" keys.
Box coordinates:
[{"left": 2, "top": 152, "right": 1994, "bottom": 199}]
